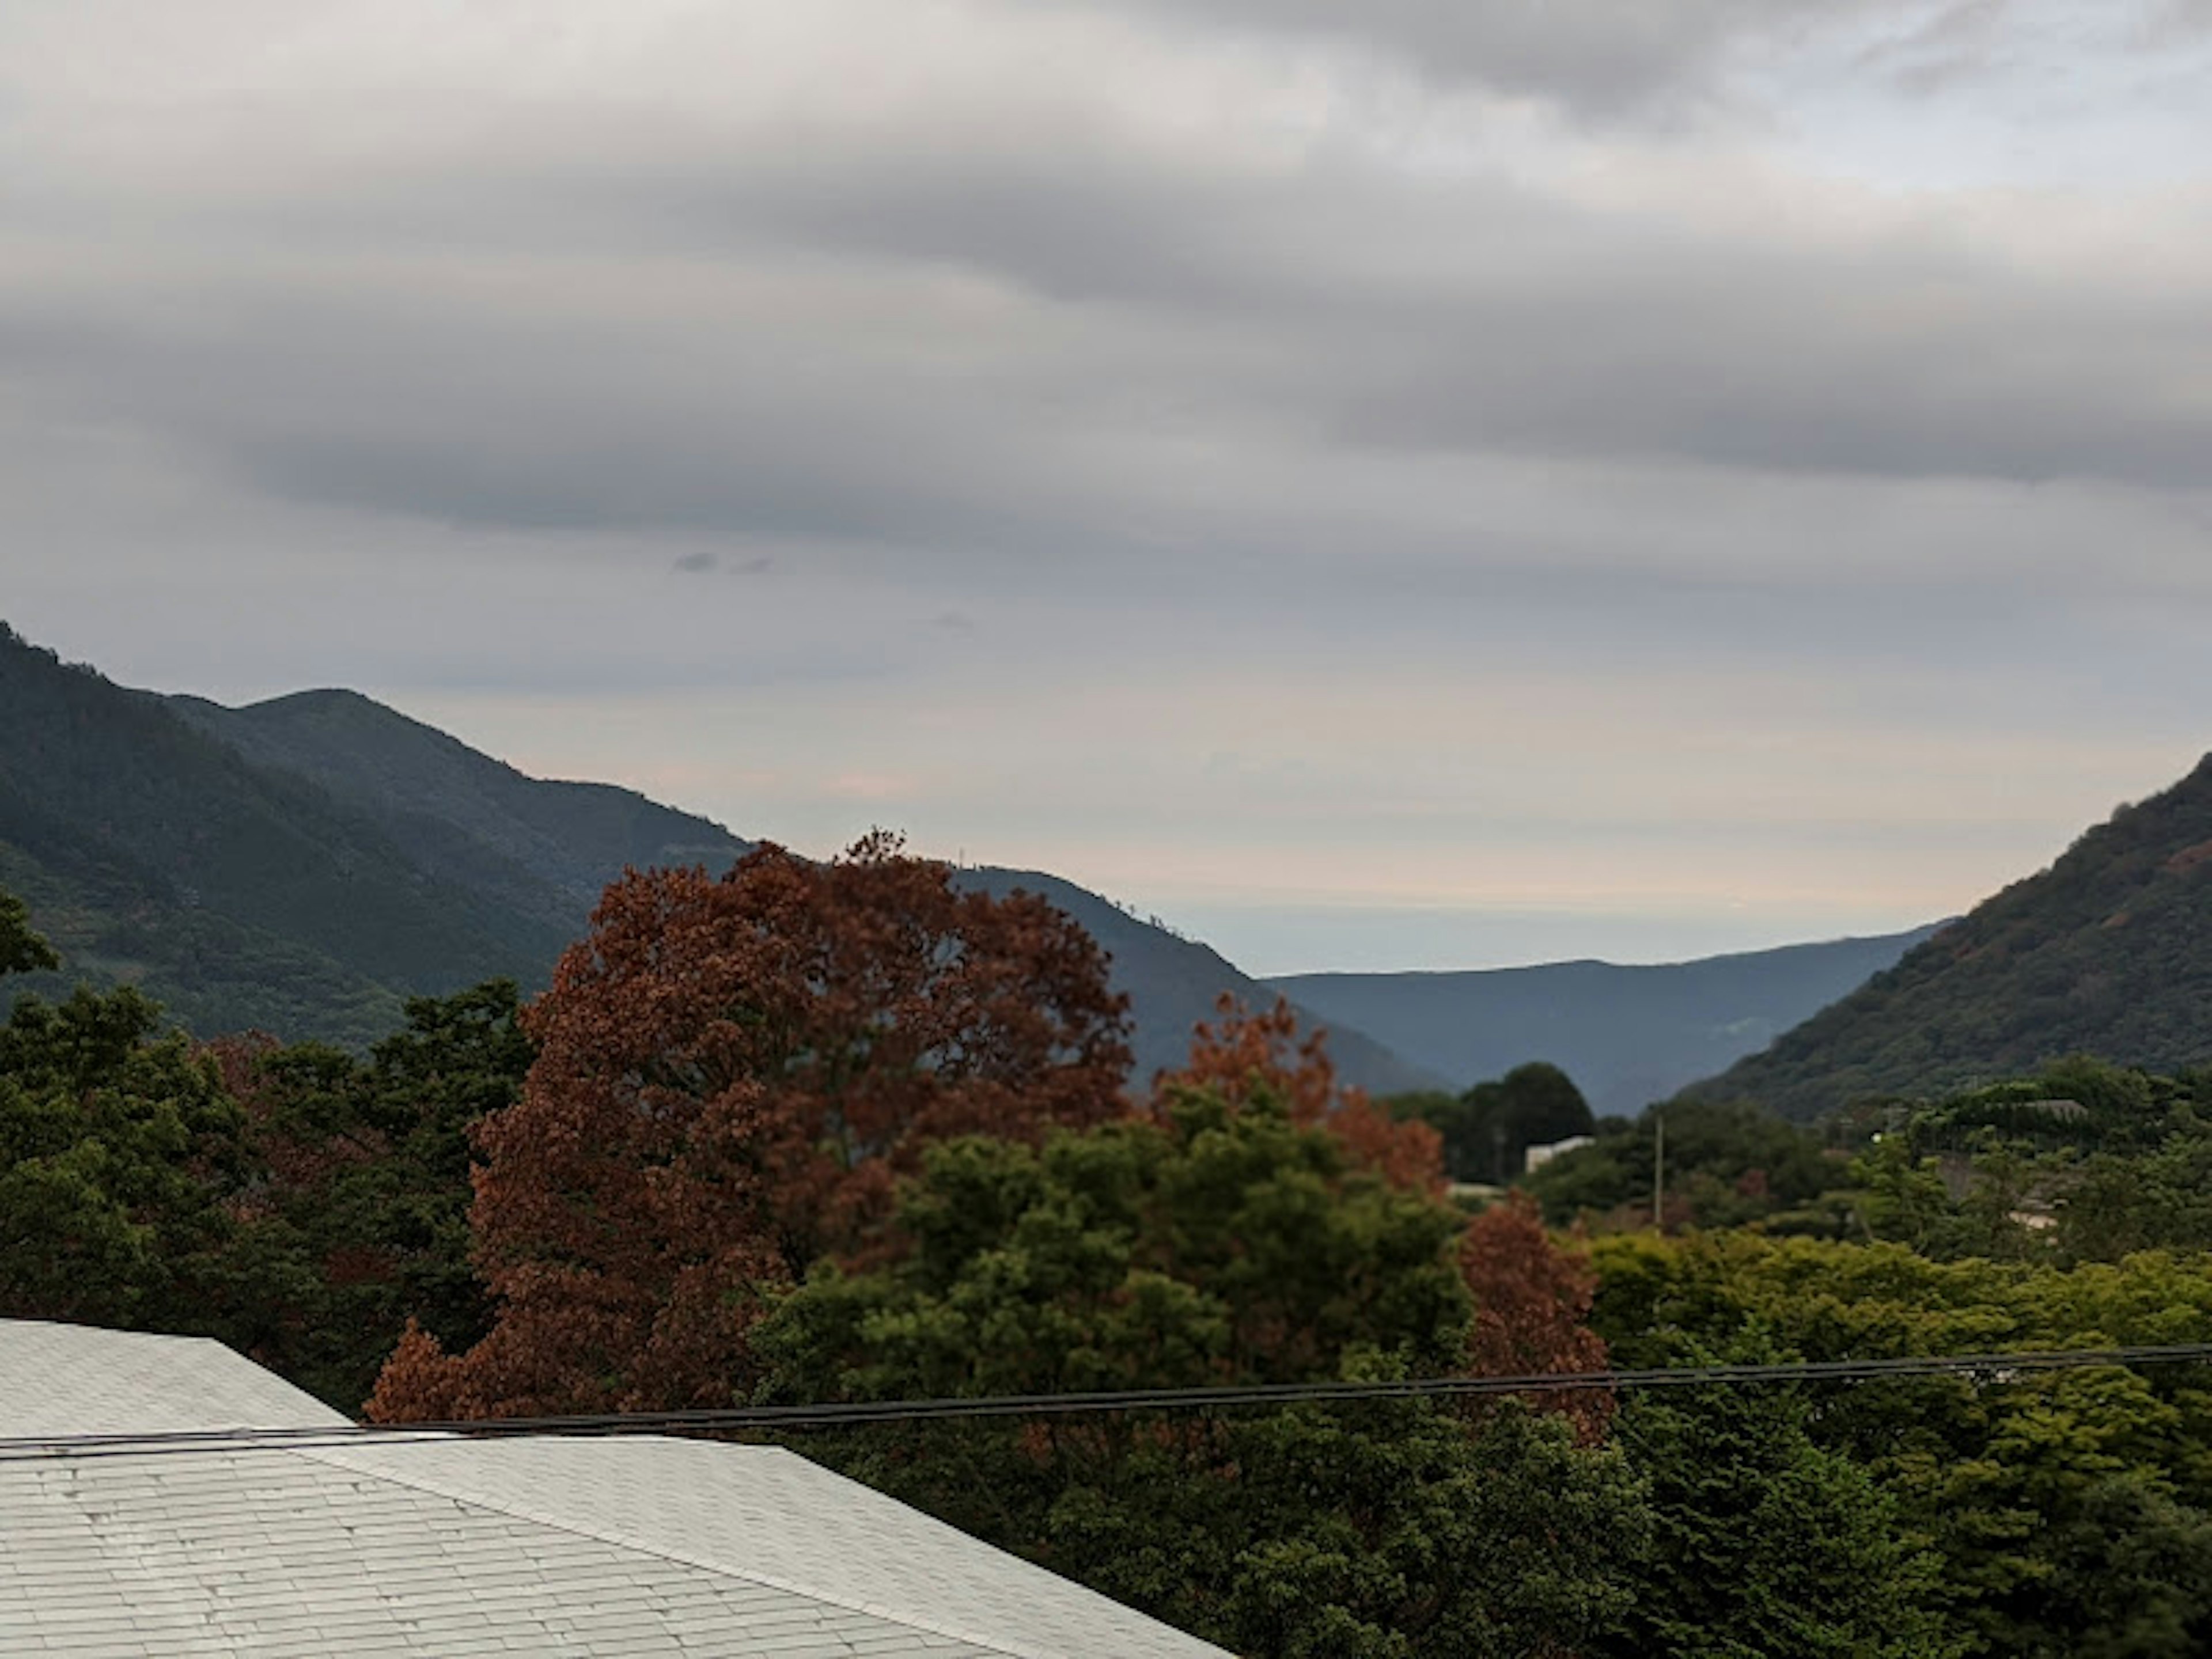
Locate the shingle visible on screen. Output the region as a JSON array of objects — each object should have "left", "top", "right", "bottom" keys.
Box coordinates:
[{"left": 0, "top": 1318, "right": 1231, "bottom": 1658}]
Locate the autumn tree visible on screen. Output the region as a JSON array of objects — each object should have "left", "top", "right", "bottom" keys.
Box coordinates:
[
  {"left": 1157, "top": 996, "right": 1444, "bottom": 1194},
  {"left": 1460, "top": 1190, "right": 1615, "bottom": 1440},
  {"left": 370, "top": 836, "right": 1132, "bottom": 1419}
]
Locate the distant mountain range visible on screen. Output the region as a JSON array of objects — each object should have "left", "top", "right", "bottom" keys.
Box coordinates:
[
  {"left": 1270, "top": 927, "right": 1941, "bottom": 1119},
  {"left": 3, "top": 622, "right": 1988, "bottom": 1108},
  {"left": 1690, "top": 753, "right": 2212, "bottom": 1119}
]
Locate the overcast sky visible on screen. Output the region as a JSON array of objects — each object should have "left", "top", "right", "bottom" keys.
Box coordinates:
[{"left": 6, "top": 1, "right": 2211, "bottom": 973}]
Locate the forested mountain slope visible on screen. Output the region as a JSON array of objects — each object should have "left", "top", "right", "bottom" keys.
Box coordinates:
[
  {"left": 167, "top": 689, "right": 755, "bottom": 935},
  {"left": 1271, "top": 926, "right": 1936, "bottom": 1116},
  {"left": 3, "top": 623, "right": 1433, "bottom": 1089},
  {"left": 0, "top": 624, "right": 569, "bottom": 1043},
  {"left": 1691, "top": 753, "right": 2212, "bottom": 1119}
]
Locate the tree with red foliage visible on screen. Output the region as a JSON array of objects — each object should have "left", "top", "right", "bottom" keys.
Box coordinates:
[
  {"left": 1460, "top": 1190, "right": 1613, "bottom": 1441},
  {"left": 370, "top": 836, "right": 1131, "bottom": 1420},
  {"left": 1154, "top": 995, "right": 1444, "bottom": 1194}
]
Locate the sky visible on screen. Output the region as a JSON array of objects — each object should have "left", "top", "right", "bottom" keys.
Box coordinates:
[{"left": 6, "top": 1, "right": 2211, "bottom": 975}]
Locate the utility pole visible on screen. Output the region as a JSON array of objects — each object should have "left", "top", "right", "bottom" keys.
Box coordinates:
[{"left": 1652, "top": 1107, "right": 1665, "bottom": 1234}]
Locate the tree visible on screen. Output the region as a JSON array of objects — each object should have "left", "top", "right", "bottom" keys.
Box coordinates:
[
  {"left": 1163, "top": 997, "right": 1444, "bottom": 1194},
  {"left": 0, "top": 981, "right": 251, "bottom": 1332},
  {"left": 1583, "top": 1230, "right": 2212, "bottom": 1654},
  {"left": 1, "top": 887, "right": 59, "bottom": 979},
  {"left": 1601, "top": 1336, "right": 1950, "bottom": 1659},
  {"left": 752, "top": 1087, "right": 1646, "bottom": 1658},
  {"left": 2020, "top": 1474, "right": 2212, "bottom": 1658},
  {"left": 370, "top": 837, "right": 1132, "bottom": 1419},
  {"left": 1523, "top": 1097, "right": 1839, "bottom": 1232},
  {"left": 1427, "top": 1062, "right": 1594, "bottom": 1185},
  {"left": 1459, "top": 1191, "right": 1614, "bottom": 1441},
  {"left": 0, "top": 882, "right": 296, "bottom": 1351},
  {"left": 213, "top": 980, "right": 534, "bottom": 1409}
]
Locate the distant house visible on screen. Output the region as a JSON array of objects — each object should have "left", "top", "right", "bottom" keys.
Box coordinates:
[
  {"left": 1524, "top": 1134, "right": 1596, "bottom": 1175},
  {"left": 0, "top": 1319, "right": 1229, "bottom": 1658}
]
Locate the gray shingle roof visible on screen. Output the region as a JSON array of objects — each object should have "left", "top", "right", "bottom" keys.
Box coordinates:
[{"left": 0, "top": 1321, "right": 1232, "bottom": 1659}]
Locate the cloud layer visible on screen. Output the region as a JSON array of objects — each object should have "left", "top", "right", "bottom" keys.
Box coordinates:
[{"left": 5, "top": 0, "right": 2210, "bottom": 970}]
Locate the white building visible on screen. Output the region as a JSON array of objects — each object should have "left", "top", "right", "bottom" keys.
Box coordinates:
[
  {"left": 1523, "top": 1134, "right": 1596, "bottom": 1175},
  {"left": 0, "top": 1319, "right": 1230, "bottom": 1658}
]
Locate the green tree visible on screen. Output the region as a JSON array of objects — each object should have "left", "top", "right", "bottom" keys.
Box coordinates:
[
  {"left": 1602, "top": 1336, "right": 1952, "bottom": 1658},
  {"left": 1524, "top": 1097, "right": 1839, "bottom": 1231},
  {"left": 1, "top": 887, "right": 60, "bottom": 978},
  {"left": 755, "top": 1085, "right": 1646, "bottom": 1657},
  {"left": 1399, "top": 1062, "right": 1597, "bottom": 1185},
  {"left": 2021, "top": 1474, "right": 2212, "bottom": 1657},
  {"left": 1586, "top": 1230, "right": 2212, "bottom": 1655},
  {"left": 0, "top": 982, "right": 251, "bottom": 1331},
  {"left": 1467, "top": 1061, "right": 1595, "bottom": 1184},
  {"left": 219, "top": 979, "right": 532, "bottom": 1408}
]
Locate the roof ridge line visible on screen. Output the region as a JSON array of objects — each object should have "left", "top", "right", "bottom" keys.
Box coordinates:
[{"left": 285, "top": 1436, "right": 1052, "bottom": 1659}]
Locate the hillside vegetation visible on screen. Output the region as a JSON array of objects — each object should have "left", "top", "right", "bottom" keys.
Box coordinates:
[
  {"left": 1693, "top": 753, "right": 2212, "bottom": 1119},
  {"left": 15, "top": 863, "right": 2212, "bottom": 1656},
  {"left": 168, "top": 688, "right": 753, "bottom": 931},
  {"left": 0, "top": 624, "right": 569, "bottom": 1043}
]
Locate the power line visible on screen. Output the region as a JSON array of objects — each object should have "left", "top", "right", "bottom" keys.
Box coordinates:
[{"left": 9, "top": 1343, "right": 2212, "bottom": 1464}]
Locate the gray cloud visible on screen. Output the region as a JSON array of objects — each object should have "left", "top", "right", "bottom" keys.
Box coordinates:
[
  {"left": 1043, "top": 0, "right": 1892, "bottom": 109},
  {"left": 5, "top": 0, "right": 2212, "bottom": 969},
  {"left": 12, "top": 116, "right": 2207, "bottom": 589}
]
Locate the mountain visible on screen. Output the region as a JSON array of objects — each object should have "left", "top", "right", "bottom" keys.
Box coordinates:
[
  {"left": 0, "top": 624, "right": 589, "bottom": 1044},
  {"left": 174, "top": 688, "right": 1441, "bottom": 1091},
  {"left": 1688, "top": 755, "right": 2212, "bottom": 1119},
  {"left": 956, "top": 868, "right": 1442, "bottom": 1094},
  {"left": 0, "top": 623, "right": 1431, "bottom": 1092},
  {"left": 1268, "top": 926, "right": 1938, "bottom": 1118},
  {"left": 166, "top": 688, "right": 756, "bottom": 935}
]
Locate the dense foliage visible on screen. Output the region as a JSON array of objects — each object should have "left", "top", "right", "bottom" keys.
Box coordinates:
[
  {"left": 368, "top": 837, "right": 1135, "bottom": 1420},
  {"left": 1695, "top": 751, "right": 2212, "bottom": 1118},
  {"left": 1521, "top": 1096, "right": 1847, "bottom": 1233},
  {"left": 1388, "top": 1060, "right": 1596, "bottom": 1185},
  {"left": 17, "top": 839, "right": 2212, "bottom": 1656},
  {"left": 752, "top": 1088, "right": 1644, "bottom": 1658},
  {"left": 0, "top": 887, "right": 531, "bottom": 1405},
  {"left": 211, "top": 979, "right": 533, "bottom": 1406},
  {"left": 1, "top": 979, "right": 250, "bottom": 1332},
  {"left": 1593, "top": 1231, "right": 2212, "bottom": 1654}
]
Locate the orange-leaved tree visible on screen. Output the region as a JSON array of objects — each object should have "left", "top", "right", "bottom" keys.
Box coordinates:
[
  {"left": 369, "top": 834, "right": 1131, "bottom": 1420},
  {"left": 1460, "top": 1189, "right": 1614, "bottom": 1441},
  {"left": 1153, "top": 995, "right": 1445, "bottom": 1194}
]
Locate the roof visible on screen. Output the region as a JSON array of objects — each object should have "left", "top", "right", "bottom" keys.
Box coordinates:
[{"left": 0, "top": 1321, "right": 1231, "bottom": 1659}]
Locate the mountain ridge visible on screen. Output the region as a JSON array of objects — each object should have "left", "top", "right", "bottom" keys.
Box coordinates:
[
  {"left": 1686, "top": 754, "right": 2212, "bottom": 1119},
  {"left": 1270, "top": 925, "right": 1939, "bottom": 1117}
]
